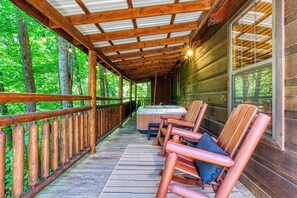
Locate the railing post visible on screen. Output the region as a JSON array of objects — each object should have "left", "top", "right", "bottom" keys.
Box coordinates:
[
  {"left": 119, "top": 74, "right": 123, "bottom": 127},
  {"left": 89, "top": 50, "right": 97, "bottom": 154},
  {"left": 0, "top": 128, "right": 6, "bottom": 198},
  {"left": 129, "top": 81, "right": 132, "bottom": 117}
]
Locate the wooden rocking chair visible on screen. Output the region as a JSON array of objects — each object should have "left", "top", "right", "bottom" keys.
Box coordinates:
[
  {"left": 156, "top": 104, "right": 271, "bottom": 198},
  {"left": 153, "top": 100, "right": 208, "bottom": 156}
]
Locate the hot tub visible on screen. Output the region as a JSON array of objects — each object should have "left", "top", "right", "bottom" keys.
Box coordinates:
[{"left": 136, "top": 105, "right": 187, "bottom": 131}]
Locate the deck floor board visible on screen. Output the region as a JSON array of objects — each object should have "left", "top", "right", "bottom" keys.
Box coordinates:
[{"left": 37, "top": 115, "right": 256, "bottom": 198}]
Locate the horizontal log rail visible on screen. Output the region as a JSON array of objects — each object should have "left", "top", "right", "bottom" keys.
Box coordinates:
[
  {"left": 0, "top": 106, "right": 91, "bottom": 127},
  {"left": 96, "top": 96, "right": 120, "bottom": 101},
  {"left": 0, "top": 92, "right": 91, "bottom": 103}
]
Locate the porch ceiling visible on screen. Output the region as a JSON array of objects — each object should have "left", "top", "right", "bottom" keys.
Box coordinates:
[{"left": 12, "top": 0, "right": 242, "bottom": 81}]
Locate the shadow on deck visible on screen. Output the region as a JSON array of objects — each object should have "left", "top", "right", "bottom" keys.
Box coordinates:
[{"left": 37, "top": 115, "right": 255, "bottom": 198}]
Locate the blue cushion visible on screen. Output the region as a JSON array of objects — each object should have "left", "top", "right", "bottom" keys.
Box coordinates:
[{"left": 194, "top": 133, "right": 228, "bottom": 189}]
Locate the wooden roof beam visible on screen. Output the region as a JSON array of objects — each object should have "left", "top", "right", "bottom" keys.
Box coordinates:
[
  {"left": 100, "top": 36, "right": 188, "bottom": 53},
  {"left": 115, "top": 53, "right": 180, "bottom": 66},
  {"left": 25, "top": 0, "right": 132, "bottom": 82},
  {"left": 87, "top": 22, "right": 197, "bottom": 42},
  {"left": 119, "top": 58, "right": 177, "bottom": 69},
  {"left": 108, "top": 46, "right": 183, "bottom": 60},
  {"left": 66, "top": 1, "right": 211, "bottom": 25}
]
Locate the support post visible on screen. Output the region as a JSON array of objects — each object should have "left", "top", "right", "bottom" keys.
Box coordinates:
[
  {"left": 135, "top": 83, "right": 138, "bottom": 108},
  {"left": 119, "top": 74, "right": 123, "bottom": 127},
  {"left": 89, "top": 50, "right": 97, "bottom": 154},
  {"left": 129, "top": 81, "right": 132, "bottom": 117}
]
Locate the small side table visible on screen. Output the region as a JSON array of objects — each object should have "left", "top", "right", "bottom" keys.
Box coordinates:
[{"left": 147, "top": 123, "right": 160, "bottom": 140}]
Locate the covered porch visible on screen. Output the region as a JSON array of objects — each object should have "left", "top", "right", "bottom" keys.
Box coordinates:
[{"left": 0, "top": 0, "right": 296, "bottom": 197}]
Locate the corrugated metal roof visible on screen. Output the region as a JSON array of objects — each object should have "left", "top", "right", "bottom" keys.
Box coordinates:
[
  {"left": 119, "top": 49, "right": 140, "bottom": 54},
  {"left": 83, "top": 0, "right": 128, "bottom": 13},
  {"left": 112, "top": 37, "right": 138, "bottom": 45},
  {"left": 140, "top": 34, "right": 168, "bottom": 41},
  {"left": 47, "top": 0, "right": 84, "bottom": 16},
  {"left": 99, "top": 19, "right": 134, "bottom": 32},
  {"left": 136, "top": 15, "right": 171, "bottom": 28},
  {"left": 75, "top": 24, "right": 101, "bottom": 35},
  {"left": 105, "top": 52, "right": 118, "bottom": 56},
  {"left": 170, "top": 31, "right": 192, "bottom": 37},
  {"left": 167, "top": 43, "right": 184, "bottom": 47},
  {"left": 142, "top": 46, "right": 165, "bottom": 51},
  {"left": 174, "top": 11, "right": 202, "bottom": 24},
  {"left": 93, "top": 41, "right": 111, "bottom": 48},
  {"left": 132, "top": 0, "right": 174, "bottom": 8}
]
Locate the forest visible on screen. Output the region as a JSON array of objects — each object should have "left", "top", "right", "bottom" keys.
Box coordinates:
[{"left": 0, "top": 0, "right": 150, "bottom": 196}]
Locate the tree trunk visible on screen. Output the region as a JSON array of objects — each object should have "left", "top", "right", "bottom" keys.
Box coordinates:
[
  {"left": 18, "top": 19, "right": 36, "bottom": 113},
  {"left": 58, "top": 37, "right": 73, "bottom": 108},
  {"left": 0, "top": 72, "right": 12, "bottom": 148},
  {"left": 73, "top": 47, "right": 84, "bottom": 106},
  {"left": 99, "top": 65, "right": 106, "bottom": 104}
]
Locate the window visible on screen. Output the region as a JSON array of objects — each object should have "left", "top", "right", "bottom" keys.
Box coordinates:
[{"left": 229, "top": 0, "right": 284, "bottom": 148}]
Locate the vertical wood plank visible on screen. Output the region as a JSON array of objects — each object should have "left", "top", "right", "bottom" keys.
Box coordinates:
[
  {"left": 68, "top": 115, "right": 73, "bottom": 159},
  {"left": 89, "top": 50, "right": 97, "bottom": 154},
  {"left": 42, "top": 120, "right": 50, "bottom": 179},
  {"left": 0, "top": 128, "right": 6, "bottom": 198},
  {"left": 97, "top": 109, "right": 101, "bottom": 138},
  {"left": 12, "top": 124, "right": 24, "bottom": 198},
  {"left": 84, "top": 112, "right": 88, "bottom": 147},
  {"left": 28, "top": 122, "right": 38, "bottom": 188},
  {"left": 60, "top": 117, "right": 67, "bottom": 165},
  {"left": 51, "top": 118, "right": 59, "bottom": 171},
  {"left": 74, "top": 114, "right": 79, "bottom": 155},
  {"left": 79, "top": 114, "right": 84, "bottom": 150}
]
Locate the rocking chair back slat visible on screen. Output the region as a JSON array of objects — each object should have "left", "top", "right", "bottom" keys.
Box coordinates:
[
  {"left": 184, "top": 100, "right": 203, "bottom": 123},
  {"left": 217, "top": 104, "right": 257, "bottom": 157}
]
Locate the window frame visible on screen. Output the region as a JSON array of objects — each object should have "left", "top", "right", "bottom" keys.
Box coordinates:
[{"left": 227, "top": 0, "right": 284, "bottom": 150}]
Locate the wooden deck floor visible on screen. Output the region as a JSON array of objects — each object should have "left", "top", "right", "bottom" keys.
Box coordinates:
[{"left": 37, "top": 115, "right": 256, "bottom": 198}]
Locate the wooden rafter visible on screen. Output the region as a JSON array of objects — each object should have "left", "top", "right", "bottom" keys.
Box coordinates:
[
  {"left": 23, "top": 0, "right": 130, "bottom": 80},
  {"left": 87, "top": 22, "right": 197, "bottom": 42},
  {"left": 115, "top": 53, "right": 180, "bottom": 66},
  {"left": 119, "top": 59, "right": 177, "bottom": 69},
  {"left": 108, "top": 46, "right": 183, "bottom": 60},
  {"left": 126, "top": 63, "right": 175, "bottom": 73},
  {"left": 65, "top": 1, "right": 211, "bottom": 25},
  {"left": 100, "top": 36, "right": 188, "bottom": 53}
]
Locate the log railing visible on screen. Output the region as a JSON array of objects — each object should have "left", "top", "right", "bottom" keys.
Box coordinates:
[{"left": 0, "top": 93, "right": 136, "bottom": 198}]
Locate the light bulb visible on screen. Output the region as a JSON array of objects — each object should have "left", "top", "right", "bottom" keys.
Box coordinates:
[
  {"left": 186, "top": 49, "right": 193, "bottom": 56},
  {"left": 68, "top": 47, "right": 72, "bottom": 53},
  {"left": 42, "top": 34, "right": 46, "bottom": 42}
]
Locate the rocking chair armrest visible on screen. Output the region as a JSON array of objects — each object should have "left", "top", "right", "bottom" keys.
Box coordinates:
[
  {"left": 171, "top": 127, "right": 203, "bottom": 141},
  {"left": 167, "top": 119, "right": 195, "bottom": 128},
  {"left": 169, "top": 184, "right": 209, "bottom": 198},
  {"left": 166, "top": 141, "right": 234, "bottom": 167},
  {"left": 160, "top": 115, "right": 181, "bottom": 120}
]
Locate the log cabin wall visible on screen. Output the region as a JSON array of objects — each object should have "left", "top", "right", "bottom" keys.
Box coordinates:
[
  {"left": 151, "top": 78, "right": 171, "bottom": 105},
  {"left": 171, "top": 0, "right": 297, "bottom": 197}
]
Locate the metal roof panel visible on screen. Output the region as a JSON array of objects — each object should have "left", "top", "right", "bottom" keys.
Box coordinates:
[
  {"left": 132, "top": 0, "right": 174, "bottom": 8},
  {"left": 47, "top": 0, "right": 84, "bottom": 16},
  {"left": 83, "top": 0, "right": 128, "bottom": 13},
  {"left": 170, "top": 31, "right": 192, "bottom": 37},
  {"left": 75, "top": 24, "right": 101, "bottom": 35},
  {"left": 140, "top": 34, "right": 168, "bottom": 41},
  {"left": 136, "top": 15, "right": 171, "bottom": 28},
  {"left": 174, "top": 11, "right": 202, "bottom": 24},
  {"left": 112, "top": 37, "right": 138, "bottom": 45},
  {"left": 93, "top": 41, "right": 111, "bottom": 48},
  {"left": 99, "top": 20, "right": 134, "bottom": 32}
]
